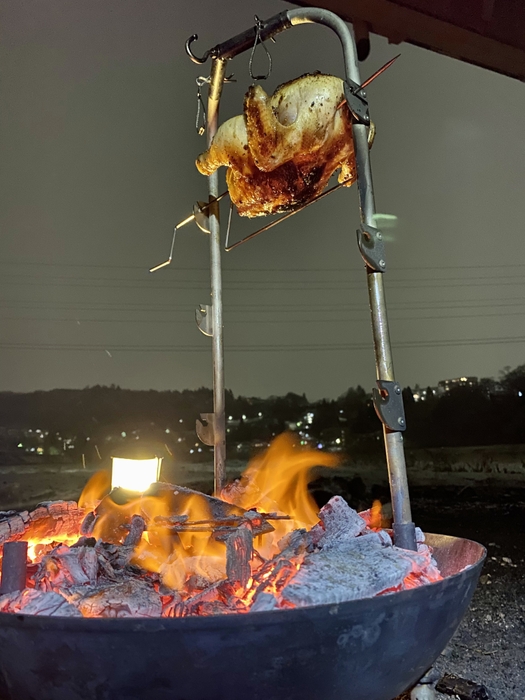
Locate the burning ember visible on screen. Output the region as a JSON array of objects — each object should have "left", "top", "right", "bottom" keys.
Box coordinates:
[{"left": 0, "top": 434, "right": 441, "bottom": 618}]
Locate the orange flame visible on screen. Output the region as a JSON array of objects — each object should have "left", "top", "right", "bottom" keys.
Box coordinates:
[
  {"left": 369, "top": 499, "right": 382, "bottom": 530},
  {"left": 222, "top": 432, "right": 338, "bottom": 556},
  {"left": 45, "top": 433, "right": 339, "bottom": 589}
]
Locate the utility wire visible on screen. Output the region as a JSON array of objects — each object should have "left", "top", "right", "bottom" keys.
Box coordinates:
[{"left": 0, "top": 335, "right": 523, "bottom": 352}]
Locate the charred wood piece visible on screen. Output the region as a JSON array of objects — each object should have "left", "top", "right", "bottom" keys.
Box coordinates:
[
  {"left": 0, "top": 589, "right": 81, "bottom": 617},
  {"left": 0, "top": 541, "right": 28, "bottom": 593},
  {"left": 436, "top": 674, "right": 493, "bottom": 700},
  {"left": 317, "top": 495, "right": 367, "bottom": 546},
  {"left": 123, "top": 515, "right": 146, "bottom": 547},
  {"left": 0, "top": 501, "right": 85, "bottom": 548},
  {"left": 225, "top": 524, "right": 253, "bottom": 589},
  {"left": 80, "top": 511, "right": 98, "bottom": 536},
  {"left": 34, "top": 544, "right": 99, "bottom": 590},
  {"left": 62, "top": 578, "right": 162, "bottom": 618}
]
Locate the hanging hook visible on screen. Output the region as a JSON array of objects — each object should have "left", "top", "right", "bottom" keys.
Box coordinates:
[
  {"left": 249, "top": 15, "right": 272, "bottom": 81},
  {"left": 195, "top": 76, "right": 209, "bottom": 136},
  {"left": 185, "top": 34, "right": 211, "bottom": 65}
]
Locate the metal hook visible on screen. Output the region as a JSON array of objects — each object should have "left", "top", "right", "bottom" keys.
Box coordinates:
[
  {"left": 195, "top": 77, "right": 209, "bottom": 136},
  {"left": 149, "top": 192, "right": 229, "bottom": 272},
  {"left": 249, "top": 16, "right": 272, "bottom": 81},
  {"left": 185, "top": 34, "right": 211, "bottom": 65}
]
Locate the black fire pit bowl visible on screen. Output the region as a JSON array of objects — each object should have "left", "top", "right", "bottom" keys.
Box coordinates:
[{"left": 0, "top": 533, "right": 485, "bottom": 700}]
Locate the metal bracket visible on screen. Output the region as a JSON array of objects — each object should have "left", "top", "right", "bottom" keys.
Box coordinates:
[
  {"left": 356, "top": 223, "right": 386, "bottom": 272},
  {"left": 343, "top": 78, "right": 370, "bottom": 126},
  {"left": 195, "top": 304, "right": 213, "bottom": 336},
  {"left": 193, "top": 202, "right": 210, "bottom": 233},
  {"left": 372, "top": 380, "right": 406, "bottom": 431},
  {"left": 196, "top": 413, "right": 215, "bottom": 446}
]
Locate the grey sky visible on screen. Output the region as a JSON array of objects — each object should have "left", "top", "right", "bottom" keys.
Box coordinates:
[{"left": 1, "top": 0, "right": 525, "bottom": 400}]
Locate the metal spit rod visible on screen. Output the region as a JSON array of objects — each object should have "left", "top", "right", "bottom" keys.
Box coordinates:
[{"left": 189, "top": 8, "right": 416, "bottom": 549}]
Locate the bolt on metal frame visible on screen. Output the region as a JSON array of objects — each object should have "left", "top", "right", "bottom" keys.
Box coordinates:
[{"left": 187, "top": 7, "right": 417, "bottom": 550}]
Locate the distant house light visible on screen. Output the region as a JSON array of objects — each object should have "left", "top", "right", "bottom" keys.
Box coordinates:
[
  {"left": 165, "top": 429, "right": 170, "bottom": 434},
  {"left": 242, "top": 414, "right": 247, "bottom": 420},
  {"left": 121, "top": 432, "right": 126, "bottom": 438}
]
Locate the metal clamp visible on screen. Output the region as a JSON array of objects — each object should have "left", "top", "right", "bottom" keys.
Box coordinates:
[
  {"left": 356, "top": 223, "right": 386, "bottom": 272},
  {"left": 372, "top": 380, "right": 406, "bottom": 431},
  {"left": 196, "top": 304, "right": 213, "bottom": 337},
  {"left": 196, "top": 413, "right": 215, "bottom": 446},
  {"left": 193, "top": 202, "right": 210, "bottom": 233},
  {"left": 343, "top": 78, "right": 370, "bottom": 126}
]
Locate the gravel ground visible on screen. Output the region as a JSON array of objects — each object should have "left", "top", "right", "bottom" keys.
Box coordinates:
[{"left": 393, "top": 492, "right": 525, "bottom": 700}]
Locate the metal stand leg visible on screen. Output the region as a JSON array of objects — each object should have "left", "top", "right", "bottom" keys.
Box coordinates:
[
  {"left": 353, "top": 125, "right": 416, "bottom": 550},
  {"left": 207, "top": 59, "right": 227, "bottom": 496}
]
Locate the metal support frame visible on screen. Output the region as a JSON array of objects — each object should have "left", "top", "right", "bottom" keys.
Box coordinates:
[
  {"left": 187, "top": 7, "right": 416, "bottom": 549},
  {"left": 206, "top": 58, "right": 227, "bottom": 495}
]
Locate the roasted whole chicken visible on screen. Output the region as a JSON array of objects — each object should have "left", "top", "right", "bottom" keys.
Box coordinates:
[{"left": 196, "top": 74, "right": 356, "bottom": 217}]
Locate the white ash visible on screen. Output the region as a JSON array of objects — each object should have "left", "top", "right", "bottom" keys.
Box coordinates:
[
  {"left": 35, "top": 544, "right": 99, "bottom": 590},
  {"left": 277, "top": 497, "right": 442, "bottom": 608},
  {"left": 250, "top": 592, "right": 279, "bottom": 613},
  {"left": 62, "top": 578, "right": 161, "bottom": 618},
  {"left": 0, "top": 589, "right": 81, "bottom": 617},
  {"left": 317, "top": 495, "right": 367, "bottom": 545},
  {"left": 280, "top": 536, "right": 414, "bottom": 607}
]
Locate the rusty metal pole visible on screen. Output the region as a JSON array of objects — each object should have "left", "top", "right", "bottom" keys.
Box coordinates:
[{"left": 206, "top": 58, "right": 227, "bottom": 496}]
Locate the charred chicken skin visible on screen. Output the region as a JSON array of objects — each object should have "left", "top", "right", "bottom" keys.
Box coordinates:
[{"left": 196, "top": 74, "right": 356, "bottom": 217}]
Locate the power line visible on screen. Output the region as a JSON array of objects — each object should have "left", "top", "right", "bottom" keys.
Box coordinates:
[
  {"left": 1, "top": 260, "right": 525, "bottom": 272},
  {"left": 0, "top": 298, "right": 524, "bottom": 313},
  {"left": 0, "top": 335, "right": 523, "bottom": 352},
  {"left": 1, "top": 309, "right": 525, "bottom": 324}
]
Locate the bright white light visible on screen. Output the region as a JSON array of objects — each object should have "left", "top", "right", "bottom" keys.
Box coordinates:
[
  {"left": 190, "top": 449, "right": 194, "bottom": 454},
  {"left": 179, "top": 419, "right": 183, "bottom": 423},
  {"left": 111, "top": 457, "right": 162, "bottom": 493},
  {"left": 165, "top": 428, "right": 170, "bottom": 434},
  {"left": 519, "top": 391, "right": 523, "bottom": 397},
  {"left": 258, "top": 412, "right": 262, "bottom": 417},
  {"left": 242, "top": 414, "right": 247, "bottom": 420},
  {"left": 121, "top": 431, "right": 126, "bottom": 438},
  {"left": 335, "top": 438, "right": 341, "bottom": 444}
]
